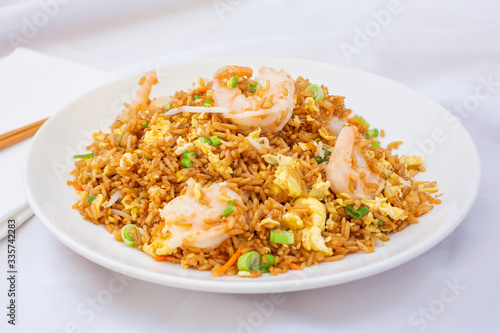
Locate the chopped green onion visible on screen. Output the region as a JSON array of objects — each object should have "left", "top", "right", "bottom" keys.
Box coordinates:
[
  {"left": 117, "top": 135, "right": 123, "bottom": 141},
  {"left": 312, "top": 156, "right": 324, "bottom": 164},
  {"left": 229, "top": 76, "right": 238, "bottom": 88},
  {"left": 353, "top": 114, "right": 370, "bottom": 128},
  {"left": 134, "top": 197, "right": 141, "bottom": 202},
  {"left": 372, "top": 141, "right": 380, "bottom": 147},
  {"left": 305, "top": 84, "right": 325, "bottom": 102},
  {"left": 314, "top": 138, "right": 321, "bottom": 142},
  {"left": 145, "top": 156, "right": 152, "bottom": 161},
  {"left": 237, "top": 251, "right": 275, "bottom": 273},
  {"left": 121, "top": 224, "right": 140, "bottom": 247},
  {"left": 181, "top": 150, "right": 197, "bottom": 168},
  {"left": 164, "top": 102, "right": 171, "bottom": 110},
  {"left": 237, "top": 251, "right": 262, "bottom": 272},
  {"left": 270, "top": 229, "right": 294, "bottom": 244},
  {"left": 193, "top": 94, "right": 201, "bottom": 101},
  {"left": 365, "top": 128, "right": 379, "bottom": 139},
  {"left": 210, "top": 136, "right": 221, "bottom": 146},
  {"left": 85, "top": 178, "right": 90, "bottom": 184},
  {"left": 312, "top": 148, "right": 331, "bottom": 164},
  {"left": 203, "top": 99, "right": 213, "bottom": 107},
  {"left": 222, "top": 199, "right": 236, "bottom": 216},
  {"left": 247, "top": 81, "right": 259, "bottom": 93},
  {"left": 103, "top": 201, "right": 108, "bottom": 207},
  {"left": 198, "top": 137, "right": 212, "bottom": 145},
  {"left": 73, "top": 153, "right": 94, "bottom": 159},
  {"left": 87, "top": 195, "right": 96, "bottom": 204},
  {"left": 345, "top": 204, "right": 369, "bottom": 220},
  {"left": 377, "top": 221, "right": 383, "bottom": 225},
  {"left": 260, "top": 254, "right": 275, "bottom": 273},
  {"left": 142, "top": 121, "right": 148, "bottom": 128}
]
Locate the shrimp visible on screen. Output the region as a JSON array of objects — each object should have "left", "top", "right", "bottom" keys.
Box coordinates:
[
  {"left": 212, "top": 66, "right": 295, "bottom": 132},
  {"left": 326, "top": 126, "right": 384, "bottom": 199},
  {"left": 160, "top": 178, "right": 242, "bottom": 250},
  {"left": 118, "top": 71, "right": 158, "bottom": 121}
]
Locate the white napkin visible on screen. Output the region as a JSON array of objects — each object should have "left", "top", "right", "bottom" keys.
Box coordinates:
[{"left": 0, "top": 48, "right": 115, "bottom": 232}]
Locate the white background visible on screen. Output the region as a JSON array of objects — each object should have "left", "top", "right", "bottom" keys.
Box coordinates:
[{"left": 1, "top": 0, "right": 499, "bottom": 332}]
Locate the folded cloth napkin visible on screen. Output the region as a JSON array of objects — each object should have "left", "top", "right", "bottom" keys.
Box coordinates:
[{"left": 0, "top": 47, "right": 115, "bottom": 236}]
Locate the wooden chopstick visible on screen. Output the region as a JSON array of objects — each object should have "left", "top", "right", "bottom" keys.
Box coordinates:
[{"left": 0, "top": 117, "right": 48, "bottom": 150}]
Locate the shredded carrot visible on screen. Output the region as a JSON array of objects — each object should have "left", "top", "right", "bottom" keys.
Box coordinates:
[
  {"left": 347, "top": 117, "right": 359, "bottom": 126},
  {"left": 289, "top": 263, "right": 302, "bottom": 270},
  {"left": 212, "top": 244, "right": 247, "bottom": 276},
  {"left": 152, "top": 255, "right": 169, "bottom": 262},
  {"left": 198, "top": 86, "right": 208, "bottom": 93},
  {"left": 347, "top": 118, "right": 368, "bottom": 134},
  {"left": 72, "top": 179, "right": 83, "bottom": 191}
]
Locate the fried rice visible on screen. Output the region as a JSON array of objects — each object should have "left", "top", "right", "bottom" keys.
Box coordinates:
[{"left": 69, "top": 66, "right": 441, "bottom": 277}]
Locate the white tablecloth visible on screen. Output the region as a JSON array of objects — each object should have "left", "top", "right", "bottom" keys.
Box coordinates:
[{"left": 1, "top": 1, "right": 499, "bottom": 332}]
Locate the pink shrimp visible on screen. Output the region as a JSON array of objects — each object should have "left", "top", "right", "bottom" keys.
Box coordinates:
[
  {"left": 119, "top": 71, "right": 158, "bottom": 121},
  {"left": 326, "top": 126, "right": 384, "bottom": 199},
  {"left": 212, "top": 66, "right": 295, "bottom": 133}
]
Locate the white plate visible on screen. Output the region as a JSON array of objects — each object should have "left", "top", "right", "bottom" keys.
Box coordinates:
[{"left": 25, "top": 58, "right": 481, "bottom": 293}]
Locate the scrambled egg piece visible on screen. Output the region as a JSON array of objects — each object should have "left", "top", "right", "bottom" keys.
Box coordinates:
[
  {"left": 294, "top": 197, "right": 332, "bottom": 255},
  {"left": 297, "top": 142, "right": 309, "bottom": 151},
  {"left": 193, "top": 139, "right": 212, "bottom": 155},
  {"left": 379, "top": 157, "right": 392, "bottom": 168},
  {"left": 119, "top": 152, "right": 136, "bottom": 168},
  {"left": 302, "top": 226, "right": 332, "bottom": 255},
  {"left": 318, "top": 128, "right": 335, "bottom": 141},
  {"left": 121, "top": 194, "right": 140, "bottom": 220},
  {"left": 365, "top": 223, "right": 381, "bottom": 234},
  {"left": 325, "top": 197, "right": 338, "bottom": 214},
  {"left": 308, "top": 175, "right": 331, "bottom": 200},
  {"left": 263, "top": 154, "right": 304, "bottom": 198},
  {"left": 91, "top": 194, "right": 105, "bottom": 212},
  {"left": 92, "top": 133, "right": 106, "bottom": 141},
  {"left": 173, "top": 137, "right": 194, "bottom": 155},
  {"left": 304, "top": 97, "right": 319, "bottom": 112},
  {"left": 281, "top": 213, "right": 304, "bottom": 230},
  {"left": 112, "top": 124, "right": 126, "bottom": 136},
  {"left": 103, "top": 164, "right": 114, "bottom": 176},
  {"left": 92, "top": 132, "right": 108, "bottom": 149},
  {"left": 404, "top": 155, "right": 424, "bottom": 167},
  {"left": 175, "top": 169, "right": 191, "bottom": 182},
  {"left": 258, "top": 217, "right": 280, "bottom": 228},
  {"left": 248, "top": 128, "right": 261, "bottom": 141},
  {"left": 388, "top": 172, "right": 412, "bottom": 188},
  {"left": 296, "top": 198, "right": 326, "bottom": 228},
  {"left": 208, "top": 152, "right": 233, "bottom": 179},
  {"left": 362, "top": 212, "right": 382, "bottom": 234},
  {"left": 362, "top": 196, "right": 408, "bottom": 221},
  {"left": 143, "top": 226, "right": 176, "bottom": 256},
  {"left": 143, "top": 118, "right": 172, "bottom": 144},
  {"left": 384, "top": 182, "right": 402, "bottom": 199},
  {"left": 417, "top": 181, "right": 439, "bottom": 194},
  {"left": 193, "top": 136, "right": 233, "bottom": 179}
]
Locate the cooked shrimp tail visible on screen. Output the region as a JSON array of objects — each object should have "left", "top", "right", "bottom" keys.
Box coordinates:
[
  {"left": 133, "top": 71, "right": 158, "bottom": 105},
  {"left": 119, "top": 71, "right": 158, "bottom": 121}
]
